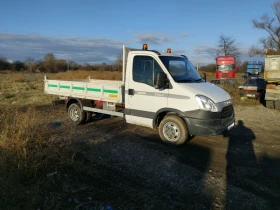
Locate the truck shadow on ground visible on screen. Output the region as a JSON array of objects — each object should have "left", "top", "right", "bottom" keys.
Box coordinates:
[{"left": 223, "top": 120, "right": 280, "bottom": 209}]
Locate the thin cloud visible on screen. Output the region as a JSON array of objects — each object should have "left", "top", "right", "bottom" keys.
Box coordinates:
[
  {"left": 172, "top": 49, "right": 187, "bottom": 54},
  {"left": 134, "top": 33, "right": 176, "bottom": 45},
  {"left": 179, "top": 33, "right": 188, "bottom": 37},
  {"left": 0, "top": 33, "right": 125, "bottom": 63},
  {"left": 194, "top": 45, "right": 218, "bottom": 55}
]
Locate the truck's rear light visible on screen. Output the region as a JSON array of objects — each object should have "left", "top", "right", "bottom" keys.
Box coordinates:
[
  {"left": 94, "top": 100, "right": 103, "bottom": 107},
  {"left": 167, "top": 48, "right": 171, "bottom": 53},
  {"left": 243, "top": 89, "right": 257, "bottom": 93},
  {"left": 266, "top": 85, "right": 276, "bottom": 89}
]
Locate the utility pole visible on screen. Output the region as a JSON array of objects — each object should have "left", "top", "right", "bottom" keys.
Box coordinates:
[
  {"left": 67, "top": 59, "right": 69, "bottom": 71},
  {"left": 196, "top": 51, "right": 199, "bottom": 71}
]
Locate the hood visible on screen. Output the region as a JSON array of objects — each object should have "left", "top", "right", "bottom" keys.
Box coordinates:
[{"left": 178, "top": 82, "right": 231, "bottom": 103}]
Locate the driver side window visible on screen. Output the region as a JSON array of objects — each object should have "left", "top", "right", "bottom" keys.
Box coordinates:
[{"left": 133, "top": 56, "right": 163, "bottom": 87}]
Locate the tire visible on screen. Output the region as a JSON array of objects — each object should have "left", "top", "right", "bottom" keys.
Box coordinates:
[
  {"left": 68, "top": 103, "right": 86, "bottom": 125},
  {"left": 85, "top": 112, "right": 93, "bottom": 123},
  {"left": 159, "top": 115, "right": 188, "bottom": 146}
]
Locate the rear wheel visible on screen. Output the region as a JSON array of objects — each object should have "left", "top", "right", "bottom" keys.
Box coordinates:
[
  {"left": 159, "top": 115, "right": 188, "bottom": 146},
  {"left": 68, "top": 103, "right": 86, "bottom": 125}
]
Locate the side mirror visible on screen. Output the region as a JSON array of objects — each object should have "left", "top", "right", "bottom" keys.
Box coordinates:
[
  {"left": 203, "top": 73, "right": 207, "bottom": 82},
  {"left": 235, "top": 65, "right": 239, "bottom": 71},
  {"left": 155, "top": 72, "right": 168, "bottom": 89}
]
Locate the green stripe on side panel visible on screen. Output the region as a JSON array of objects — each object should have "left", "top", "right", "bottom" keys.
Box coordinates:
[
  {"left": 48, "top": 84, "right": 58, "bottom": 88},
  {"left": 87, "top": 88, "right": 101, "bottom": 92},
  {"left": 73, "top": 86, "right": 85, "bottom": 90},
  {"left": 104, "top": 89, "right": 118, "bottom": 94},
  {"left": 60, "top": 85, "right": 70, "bottom": 89}
]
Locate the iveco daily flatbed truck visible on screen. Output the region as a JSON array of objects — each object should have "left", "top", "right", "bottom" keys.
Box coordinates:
[{"left": 44, "top": 44, "right": 235, "bottom": 145}]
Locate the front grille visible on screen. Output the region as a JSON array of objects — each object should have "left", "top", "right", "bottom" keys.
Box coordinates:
[{"left": 221, "top": 105, "right": 233, "bottom": 118}]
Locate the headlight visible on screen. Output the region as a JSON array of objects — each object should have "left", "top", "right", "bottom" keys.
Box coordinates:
[{"left": 195, "top": 95, "right": 218, "bottom": 112}]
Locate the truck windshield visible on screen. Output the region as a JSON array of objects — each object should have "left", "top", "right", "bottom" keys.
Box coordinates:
[
  {"left": 217, "top": 65, "right": 234, "bottom": 71},
  {"left": 159, "top": 56, "right": 203, "bottom": 83}
]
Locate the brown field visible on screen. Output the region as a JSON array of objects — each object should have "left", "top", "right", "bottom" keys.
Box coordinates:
[{"left": 0, "top": 71, "right": 279, "bottom": 209}]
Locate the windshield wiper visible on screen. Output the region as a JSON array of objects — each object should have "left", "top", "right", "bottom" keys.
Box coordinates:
[
  {"left": 176, "top": 79, "right": 194, "bottom": 83},
  {"left": 194, "top": 78, "right": 204, "bottom": 83}
]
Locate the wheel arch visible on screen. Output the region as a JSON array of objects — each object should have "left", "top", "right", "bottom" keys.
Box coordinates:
[
  {"left": 66, "top": 98, "right": 93, "bottom": 112},
  {"left": 153, "top": 108, "right": 188, "bottom": 129}
]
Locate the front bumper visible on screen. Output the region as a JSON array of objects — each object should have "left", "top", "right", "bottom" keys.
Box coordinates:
[{"left": 183, "top": 107, "right": 235, "bottom": 136}]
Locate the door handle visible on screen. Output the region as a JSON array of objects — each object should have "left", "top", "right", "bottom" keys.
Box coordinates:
[{"left": 128, "top": 89, "right": 135, "bottom": 95}]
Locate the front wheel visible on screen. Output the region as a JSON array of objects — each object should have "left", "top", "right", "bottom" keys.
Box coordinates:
[
  {"left": 68, "top": 103, "right": 86, "bottom": 125},
  {"left": 159, "top": 115, "right": 188, "bottom": 146}
]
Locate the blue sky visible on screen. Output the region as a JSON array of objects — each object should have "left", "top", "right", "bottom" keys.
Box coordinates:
[{"left": 0, "top": 0, "right": 277, "bottom": 65}]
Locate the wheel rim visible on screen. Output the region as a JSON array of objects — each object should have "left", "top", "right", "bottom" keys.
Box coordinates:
[
  {"left": 70, "top": 107, "right": 79, "bottom": 121},
  {"left": 163, "top": 122, "right": 180, "bottom": 141}
]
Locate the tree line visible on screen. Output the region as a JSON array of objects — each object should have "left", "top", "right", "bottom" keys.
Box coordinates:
[
  {"left": 199, "top": 61, "right": 250, "bottom": 73},
  {"left": 0, "top": 53, "right": 121, "bottom": 72}
]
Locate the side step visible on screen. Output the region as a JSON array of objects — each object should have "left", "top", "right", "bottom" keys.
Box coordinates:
[{"left": 83, "top": 106, "right": 124, "bottom": 117}]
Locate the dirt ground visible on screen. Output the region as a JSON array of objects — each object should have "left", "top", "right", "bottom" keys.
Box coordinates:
[{"left": 48, "top": 104, "right": 280, "bottom": 210}]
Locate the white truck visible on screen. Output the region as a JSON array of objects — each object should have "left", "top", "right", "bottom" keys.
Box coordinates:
[
  {"left": 264, "top": 49, "right": 280, "bottom": 109},
  {"left": 44, "top": 44, "right": 235, "bottom": 145}
]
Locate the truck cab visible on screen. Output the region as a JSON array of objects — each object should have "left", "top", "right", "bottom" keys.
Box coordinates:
[
  {"left": 246, "top": 61, "right": 263, "bottom": 75},
  {"left": 215, "top": 56, "right": 238, "bottom": 79},
  {"left": 124, "top": 45, "right": 234, "bottom": 144}
]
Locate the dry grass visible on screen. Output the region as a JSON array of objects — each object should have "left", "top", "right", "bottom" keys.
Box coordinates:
[
  {"left": 220, "top": 83, "right": 262, "bottom": 106},
  {"left": 0, "top": 70, "right": 125, "bottom": 208},
  {"left": 0, "top": 106, "right": 76, "bottom": 208},
  {"left": 0, "top": 70, "right": 122, "bottom": 83},
  {"left": 0, "top": 70, "right": 123, "bottom": 107},
  {"left": 52, "top": 70, "right": 122, "bottom": 80},
  {"left": 0, "top": 79, "right": 56, "bottom": 107},
  {"left": 0, "top": 105, "right": 105, "bottom": 209}
]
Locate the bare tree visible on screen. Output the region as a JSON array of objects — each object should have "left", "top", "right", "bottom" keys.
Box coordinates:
[
  {"left": 0, "top": 56, "right": 11, "bottom": 70},
  {"left": 25, "top": 57, "right": 35, "bottom": 72},
  {"left": 217, "top": 35, "right": 241, "bottom": 56},
  {"left": 249, "top": 1, "right": 280, "bottom": 55},
  {"left": 44, "top": 53, "right": 56, "bottom": 73},
  {"left": 12, "top": 60, "right": 25, "bottom": 71},
  {"left": 68, "top": 60, "right": 78, "bottom": 70},
  {"left": 199, "top": 63, "right": 216, "bottom": 73},
  {"left": 114, "top": 53, "right": 123, "bottom": 71}
]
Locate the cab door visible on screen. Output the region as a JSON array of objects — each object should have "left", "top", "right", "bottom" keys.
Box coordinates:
[{"left": 125, "top": 54, "right": 168, "bottom": 128}]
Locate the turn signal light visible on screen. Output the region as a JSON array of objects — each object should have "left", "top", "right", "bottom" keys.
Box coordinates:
[
  {"left": 142, "top": 44, "right": 148, "bottom": 50},
  {"left": 167, "top": 48, "right": 171, "bottom": 53}
]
